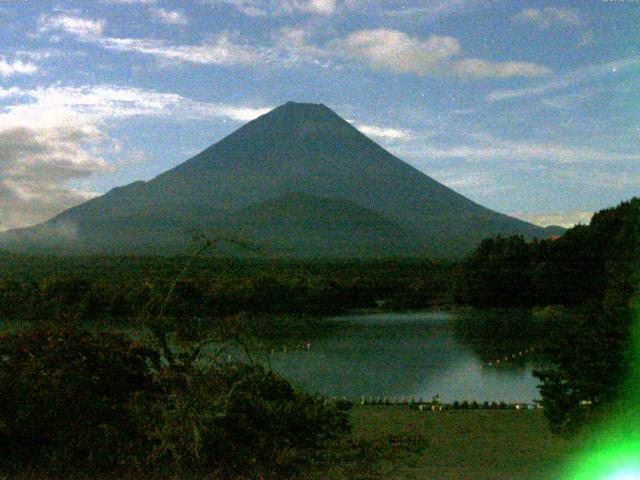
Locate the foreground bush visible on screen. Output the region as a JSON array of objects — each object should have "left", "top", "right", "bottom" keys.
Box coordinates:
[
  {"left": 0, "top": 324, "right": 153, "bottom": 471},
  {"left": 0, "top": 322, "right": 351, "bottom": 478}
]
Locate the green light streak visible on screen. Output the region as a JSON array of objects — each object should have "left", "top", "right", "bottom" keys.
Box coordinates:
[{"left": 560, "top": 298, "right": 640, "bottom": 480}]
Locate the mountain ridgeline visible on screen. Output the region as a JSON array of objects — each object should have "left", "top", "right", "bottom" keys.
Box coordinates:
[{"left": 0, "top": 102, "right": 560, "bottom": 257}]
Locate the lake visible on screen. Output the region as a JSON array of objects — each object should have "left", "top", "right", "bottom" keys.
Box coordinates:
[
  {"left": 263, "top": 310, "right": 541, "bottom": 404},
  {"left": 0, "top": 309, "right": 542, "bottom": 404}
]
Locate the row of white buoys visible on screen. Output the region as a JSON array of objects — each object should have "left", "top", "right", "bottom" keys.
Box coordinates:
[
  {"left": 322, "top": 396, "right": 542, "bottom": 410},
  {"left": 359, "top": 396, "right": 425, "bottom": 406},
  {"left": 269, "top": 342, "right": 312, "bottom": 355},
  {"left": 485, "top": 346, "right": 536, "bottom": 368}
]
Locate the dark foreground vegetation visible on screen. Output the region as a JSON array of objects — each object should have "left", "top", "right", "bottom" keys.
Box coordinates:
[
  {"left": 0, "top": 322, "right": 354, "bottom": 478},
  {"left": 0, "top": 197, "right": 637, "bottom": 476}
]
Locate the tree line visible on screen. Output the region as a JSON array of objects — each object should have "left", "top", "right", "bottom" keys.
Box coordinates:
[{"left": 0, "top": 258, "right": 453, "bottom": 322}]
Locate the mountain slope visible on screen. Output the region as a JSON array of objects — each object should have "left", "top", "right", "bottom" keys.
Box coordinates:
[
  {"left": 214, "top": 192, "right": 427, "bottom": 257},
  {"left": 0, "top": 101, "right": 556, "bottom": 257}
]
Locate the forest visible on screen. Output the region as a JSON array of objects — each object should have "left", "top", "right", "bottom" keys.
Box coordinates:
[{"left": 0, "top": 256, "right": 453, "bottom": 323}]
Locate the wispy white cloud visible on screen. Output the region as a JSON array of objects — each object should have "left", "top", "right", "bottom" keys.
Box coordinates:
[
  {"left": 101, "top": 0, "right": 156, "bottom": 4},
  {"left": 352, "top": 122, "right": 413, "bottom": 141},
  {"left": 38, "top": 13, "right": 262, "bottom": 66},
  {"left": 201, "top": 104, "right": 271, "bottom": 121},
  {"left": 38, "top": 13, "right": 105, "bottom": 40},
  {"left": 540, "top": 90, "right": 595, "bottom": 110},
  {"left": 452, "top": 58, "right": 551, "bottom": 79},
  {"left": 206, "top": 0, "right": 486, "bottom": 18},
  {"left": 201, "top": 0, "right": 339, "bottom": 16},
  {"left": 283, "top": 0, "right": 337, "bottom": 15},
  {"left": 0, "top": 57, "right": 37, "bottom": 77},
  {"left": 150, "top": 8, "right": 189, "bottom": 26},
  {"left": 486, "top": 58, "right": 640, "bottom": 102},
  {"left": 36, "top": 12, "right": 551, "bottom": 79},
  {"left": 426, "top": 168, "right": 512, "bottom": 198},
  {"left": 100, "top": 34, "right": 261, "bottom": 66},
  {"left": 1, "top": 85, "right": 271, "bottom": 123},
  {"left": 400, "top": 139, "right": 640, "bottom": 164},
  {"left": 334, "top": 28, "right": 551, "bottom": 78},
  {"left": 513, "top": 7, "right": 581, "bottom": 29},
  {"left": 272, "top": 27, "right": 331, "bottom": 66},
  {"left": 14, "top": 49, "right": 70, "bottom": 62},
  {"left": 201, "top": 0, "right": 268, "bottom": 16}
]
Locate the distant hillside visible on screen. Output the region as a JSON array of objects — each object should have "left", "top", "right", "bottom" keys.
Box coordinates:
[
  {"left": 0, "top": 102, "right": 558, "bottom": 258},
  {"left": 213, "top": 192, "right": 427, "bottom": 257}
]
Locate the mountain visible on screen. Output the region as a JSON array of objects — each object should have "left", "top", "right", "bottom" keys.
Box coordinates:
[{"left": 0, "top": 101, "right": 559, "bottom": 258}]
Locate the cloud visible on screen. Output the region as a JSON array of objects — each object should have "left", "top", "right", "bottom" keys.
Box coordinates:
[
  {"left": 486, "top": 58, "right": 640, "bottom": 102},
  {"left": 0, "top": 57, "right": 37, "bottom": 77},
  {"left": 2, "top": 85, "right": 271, "bottom": 123},
  {"left": 380, "top": 0, "right": 490, "bottom": 20},
  {"left": 452, "top": 58, "right": 551, "bottom": 78},
  {"left": 0, "top": 87, "right": 23, "bottom": 99},
  {"left": 205, "top": 0, "right": 488, "bottom": 18},
  {"left": 13, "top": 49, "right": 69, "bottom": 62},
  {"left": 100, "top": 34, "right": 261, "bottom": 66},
  {"left": 150, "top": 8, "right": 189, "bottom": 26},
  {"left": 401, "top": 139, "right": 640, "bottom": 164},
  {"left": 283, "top": 0, "right": 337, "bottom": 15},
  {"left": 539, "top": 90, "right": 595, "bottom": 110},
  {"left": 101, "top": 0, "right": 156, "bottom": 3},
  {"left": 0, "top": 84, "right": 270, "bottom": 231},
  {"left": 352, "top": 122, "right": 413, "bottom": 141},
  {"left": 334, "top": 28, "right": 550, "bottom": 78},
  {"left": 201, "top": 0, "right": 339, "bottom": 16},
  {"left": 38, "top": 13, "right": 105, "bottom": 40},
  {"left": 336, "top": 29, "right": 460, "bottom": 75},
  {"left": 515, "top": 210, "right": 593, "bottom": 228},
  {"left": 271, "top": 27, "right": 332, "bottom": 66},
  {"left": 424, "top": 167, "right": 512, "bottom": 198},
  {"left": 39, "top": 14, "right": 262, "bottom": 66},
  {"left": 0, "top": 111, "right": 107, "bottom": 231},
  {"left": 513, "top": 7, "right": 581, "bottom": 29},
  {"left": 201, "top": 0, "right": 268, "bottom": 16},
  {"left": 203, "top": 104, "right": 271, "bottom": 121},
  {"left": 37, "top": 14, "right": 549, "bottom": 78}
]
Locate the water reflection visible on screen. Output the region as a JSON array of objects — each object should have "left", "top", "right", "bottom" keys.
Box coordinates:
[{"left": 265, "top": 310, "right": 541, "bottom": 403}]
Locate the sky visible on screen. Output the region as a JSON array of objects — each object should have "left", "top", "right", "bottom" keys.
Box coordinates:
[{"left": 0, "top": 0, "right": 638, "bottom": 232}]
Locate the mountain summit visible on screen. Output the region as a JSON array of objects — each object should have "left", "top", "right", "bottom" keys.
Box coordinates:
[{"left": 0, "top": 102, "right": 556, "bottom": 257}]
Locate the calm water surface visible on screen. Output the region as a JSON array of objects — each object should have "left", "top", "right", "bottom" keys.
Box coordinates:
[
  {"left": 265, "top": 311, "right": 540, "bottom": 403},
  {"left": 0, "top": 310, "right": 540, "bottom": 403}
]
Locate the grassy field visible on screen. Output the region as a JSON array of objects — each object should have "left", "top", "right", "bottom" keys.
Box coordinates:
[
  {"left": 348, "top": 406, "right": 578, "bottom": 480},
  {"left": 4, "top": 406, "right": 582, "bottom": 479}
]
